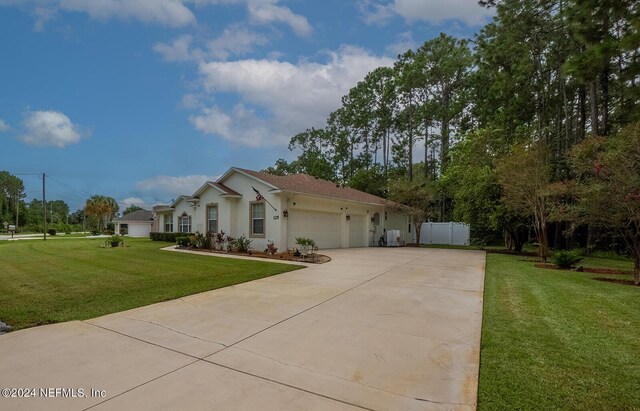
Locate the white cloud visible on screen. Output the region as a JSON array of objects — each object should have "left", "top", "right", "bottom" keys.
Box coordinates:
[
  {"left": 19, "top": 110, "right": 86, "bottom": 148},
  {"left": 60, "top": 0, "right": 195, "bottom": 27},
  {"left": 193, "top": 45, "right": 393, "bottom": 147},
  {"left": 120, "top": 197, "right": 146, "bottom": 208},
  {"left": 247, "top": 0, "right": 312, "bottom": 37},
  {"left": 32, "top": 6, "right": 57, "bottom": 31},
  {"left": 358, "top": 0, "right": 394, "bottom": 26},
  {"left": 136, "top": 174, "right": 219, "bottom": 198},
  {"left": 360, "top": 0, "right": 493, "bottom": 26},
  {"left": 0, "top": 118, "right": 9, "bottom": 132},
  {"left": 154, "top": 26, "right": 267, "bottom": 63},
  {"left": 207, "top": 24, "right": 268, "bottom": 60},
  {"left": 190, "top": 104, "right": 271, "bottom": 147},
  {"left": 154, "top": 34, "right": 197, "bottom": 62},
  {"left": 386, "top": 31, "right": 416, "bottom": 56}
]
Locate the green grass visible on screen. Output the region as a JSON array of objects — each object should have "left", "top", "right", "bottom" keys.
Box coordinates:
[
  {"left": 0, "top": 238, "right": 302, "bottom": 330},
  {"left": 478, "top": 253, "right": 640, "bottom": 410}
]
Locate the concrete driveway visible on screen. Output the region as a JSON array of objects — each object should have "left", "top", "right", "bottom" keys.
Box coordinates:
[{"left": 0, "top": 247, "right": 485, "bottom": 410}]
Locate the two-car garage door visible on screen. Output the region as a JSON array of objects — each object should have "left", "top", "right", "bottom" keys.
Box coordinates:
[
  {"left": 288, "top": 210, "right": 369, "bottom": 249},
  {"left": 288, "top": 210, "right": 341, "bottom": 249}
]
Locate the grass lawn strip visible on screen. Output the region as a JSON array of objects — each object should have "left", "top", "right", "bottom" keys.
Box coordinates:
[
  {"left": 0, "top": 237, "right": 302, "bottom": 330},
  {"left": 478, "top": 253, "right": 640, "bottom": 410}
]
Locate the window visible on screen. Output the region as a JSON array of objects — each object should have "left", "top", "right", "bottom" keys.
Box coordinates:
[
  {"left": 179, "top": 214, "right": 191, "bottom": 233},
  {"left": 207, "top": 205, "right": 218, "bottom": 233},
  {"left": 250, "top": 202, "right": 265, "bottom": 237},
  {"left": 164, "top": 214, "right": 173, "bottom": 232}
]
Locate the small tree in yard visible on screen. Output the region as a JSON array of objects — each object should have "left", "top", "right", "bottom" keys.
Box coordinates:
[
  {"left": 571, "top": 123, "right": 640, "bottom": 285},
  {"left": 497, "top": 141, "right": 552, "bottom": 261},
  {"left": 388, "top": 178, "right": 437, "bottom": 244}
]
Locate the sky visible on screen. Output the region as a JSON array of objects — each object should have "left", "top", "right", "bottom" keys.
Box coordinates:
[{"left": 0, "top": 0, "right": 493, "bottom": 212}]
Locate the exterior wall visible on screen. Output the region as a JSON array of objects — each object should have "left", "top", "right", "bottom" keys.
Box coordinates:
[
  {"left": 282, "top": 193, "right": 384, "bottom": 249},
  {"left": 222, "top": 172, "right": 282, "bottom": 252},
  {"left": 385, "top": 210, "right": 414, "bottom": 245},
  {"left": 172, "top": 198, "right": 197, "bottom": 232}
]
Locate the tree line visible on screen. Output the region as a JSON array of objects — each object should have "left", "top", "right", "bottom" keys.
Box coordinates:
[
  {"left": 0, "top": 173, "right": 142, "bottom": 234},
  {"left": 265, "top": 0, "right": 640, "bottom": 281}
]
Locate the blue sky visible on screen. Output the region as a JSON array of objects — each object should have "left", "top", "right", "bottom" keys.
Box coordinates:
[{"left": 0, "top": 0, "right": 492, "bottom": 211}]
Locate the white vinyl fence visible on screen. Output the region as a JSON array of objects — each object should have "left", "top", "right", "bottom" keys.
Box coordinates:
[{"left": 419, "top": 222, "right": 470, "bottom": 246}]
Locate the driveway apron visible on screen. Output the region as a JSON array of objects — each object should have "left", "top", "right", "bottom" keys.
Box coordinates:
[{"left": 0, "top": 247, "right": 485, "bottom": 410}]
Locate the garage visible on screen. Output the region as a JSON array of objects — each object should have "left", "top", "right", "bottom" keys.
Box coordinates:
[
  {"left": 114, "top": 210, "right": 154, "bottom": 238},
  {"left": 288, "top": 209, "right": 341, "bottom": 249},
  {"left": 348, "top": 214, "right": 367, "bottom": 247}
]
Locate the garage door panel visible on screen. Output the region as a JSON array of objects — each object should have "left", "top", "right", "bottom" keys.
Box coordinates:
[
  {"left": 128, "top": 223, "right": 151, "bottom": 237},
  {"left": 289, "top": 210, "right": 341, "bottom": 250},
  {"left": 349, "top": 215, "right": 366, "bottom": 247}
]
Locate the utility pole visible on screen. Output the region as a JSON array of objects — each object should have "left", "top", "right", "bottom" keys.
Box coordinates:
[{"left": 43, "top": 173, "right": 47, "bottom": 241}]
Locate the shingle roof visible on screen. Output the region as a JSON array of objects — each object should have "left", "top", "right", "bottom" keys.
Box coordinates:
[
  {"left": 234, "top": 168, "right": 390, "bottom": 206},
  {"left": 117, "top": 209, "right": 153, "bottom": 221}
]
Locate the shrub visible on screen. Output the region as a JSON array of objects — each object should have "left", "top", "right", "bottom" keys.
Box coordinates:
[
  {"left": 234, "top": 235, "right": 252, "bottom": 253},
  {"left": 295, "top": 237, "right": 316, "bottom": 248},
  {"left": 552, "top": 250, "right": 583, "bottom": 269},
  {"left": 176, "top": 236, "right": 191, "bottom": 247},
  {"left": 47, "top": 228, "right": 57, "bottom": 236},
  {"left": 226, "top": 236, "right": 236, "bottom": 252},
  {"left": 150, "top": 232, "right": 194, "bottom": 242},
  {"left": 191, "top": 231, "right": 213, "bottom": 249},
  {"left": 214, "top": 231, "right": 227, "bottom": 250},
  {"left": 120, "top": 227, "right": 128, "bottom": 235},
  {"left": 265, "top": 240, "right": 278, "bottom": 255}
]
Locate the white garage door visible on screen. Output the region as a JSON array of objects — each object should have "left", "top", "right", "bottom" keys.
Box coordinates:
[
  {"left": 128, "top": 223, "right": 151, "bottom": 237},
  {"left": 288, "top": 210, "right": 341, "bottom": 249},
  {"left": 349, "top": 214, "right": 367, "bottom": 247}
]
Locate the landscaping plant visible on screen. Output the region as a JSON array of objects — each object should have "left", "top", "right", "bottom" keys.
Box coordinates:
[{"left": 552, "top": 250, "right": 584, "bottom": 269}]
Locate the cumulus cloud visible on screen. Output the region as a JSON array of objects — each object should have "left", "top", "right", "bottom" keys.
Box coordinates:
[
  {"left": 386, "top": 31, "right": 417, "bottom": 56},
  {"left": 136, "top": 174, "right": 219, "bottom": 198},
  {"left": 360, "top": 0, "right": 493, "bottom": 26},
  {"left": 120, "top": 197, "right": 147, "bottom": 208},
  {"left": 0, "top": 118, "right": 9, "bottom": 132},
  {"left": 247, "top": 0, "right": 312, "bottom": 37},
  {"left": 207, "top": 24, "right": 269, "bottom": 60},
  {"left": 192, "top": 46, "right": 393, "bottom": 146},
  {"left": 154, "top": 26, "right": 268, "bottom": 63},
  {"left": 154, "top": 34, "right": 197, "bottom": 62},
  {"left": 59, "top": 0, "right": 196, "bottom": 27},
  {"left": 19, "top": 110, "right": 86, "bottom": 148},
  {"left": 190, "top": 104, "right": 271, "bottom": 147}
]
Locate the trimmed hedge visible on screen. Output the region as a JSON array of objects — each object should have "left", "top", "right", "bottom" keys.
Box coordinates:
[{"left": 149, "top": 232, "right": 194, "bottom": 242}]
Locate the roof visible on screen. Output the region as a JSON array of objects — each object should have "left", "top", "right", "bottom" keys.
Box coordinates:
[
  {"left": 230, "top": 168, "right": 391, "bottom": 206},
  {"left": 117, "top": 209, "right": 153, "bottom": 222},
  {"left": 193, "top": 181, "right": 241, "bottom": 198}
]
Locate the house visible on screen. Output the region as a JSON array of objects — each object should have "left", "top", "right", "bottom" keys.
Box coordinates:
[
  {"left": 114, "top": 209, "right": 154, "bottom": 237},
  {"left": 153, "top": 167, "right": 414, "bottom": 250}
]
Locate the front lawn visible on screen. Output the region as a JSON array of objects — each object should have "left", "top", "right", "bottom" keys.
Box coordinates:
[
  {"left": 479, "top": 253, "right": 640, "bottom": 410},
  {"left": 0, "top": 237, "right": 302, "bottom": 330}
]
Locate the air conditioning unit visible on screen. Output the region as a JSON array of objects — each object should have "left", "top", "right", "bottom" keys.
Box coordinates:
[{"left": 386, "top": 230, "right": 401, "bottom": 247}]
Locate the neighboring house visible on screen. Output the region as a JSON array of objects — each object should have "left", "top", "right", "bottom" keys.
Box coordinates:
[
  {"left": 153, "top": 167, "right": 414, "bottom": 250},
  {"left": 114, "top": 209, "right": 154, "bottom": 237}
]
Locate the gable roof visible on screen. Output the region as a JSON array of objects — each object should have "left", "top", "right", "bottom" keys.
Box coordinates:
[
  {"left": 229, "top": 168, "right": 390, "bottom": 206},
  {"left": 193, "top": 181, "right": 241, "bottom": 198},
  {"left": 117, "top": 209, "right": 153, "bottom": 222}
]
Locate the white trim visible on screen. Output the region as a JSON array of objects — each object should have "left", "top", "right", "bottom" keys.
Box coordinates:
[{"left": 217, "top": 167, "right": 279, "bottom": 190}]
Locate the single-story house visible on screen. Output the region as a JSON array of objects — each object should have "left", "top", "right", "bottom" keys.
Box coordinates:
[
  {"left": 114, "top": 209, "right": 154, "bottom": 237},
  {"left": 153, "top": 167, "right": 414, "bottom": 250}
]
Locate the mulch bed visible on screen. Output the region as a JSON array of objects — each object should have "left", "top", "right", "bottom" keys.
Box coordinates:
[
  {"left": 593, "top": 278, "right": 640, "bottom": 287},
  {"left": 534, "top": 263, "right": 633, "bottom": 275},
  {"left": 534, "top": 262, "right": 639, "bottom": 287},
  {"left": 488, "top": 249, "right": 539, "bottom": 257},
  {"left": 177, "top": 247, "right": 331, "bottom": 264}
]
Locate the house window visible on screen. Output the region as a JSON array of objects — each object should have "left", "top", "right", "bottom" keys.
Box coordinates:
[
  {"left": 179, "top": 215, "right": 191, "bottom": 233},
  {"left": 207, "top": 205, "right": 218, "bottom": 233},
  {"left": 250, "top": 202, "right": 265, "bottom": 237},
  {"left": 164, "top": 214, "right": 173, "bottom": 232}
]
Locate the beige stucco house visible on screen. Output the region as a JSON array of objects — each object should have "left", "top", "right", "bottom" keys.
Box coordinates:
[{"left": 153, "top": 167, "right": 414, "bottom": 251}]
